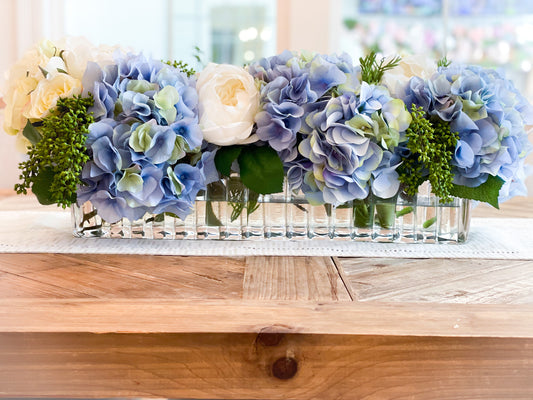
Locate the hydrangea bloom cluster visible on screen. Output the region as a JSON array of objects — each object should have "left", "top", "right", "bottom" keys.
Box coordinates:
[
  {"left": 77, "top": 53, "right": 216, "bottom": 222},
  {"left": 289, "top": 82, "right": 412, "bottom": 205},
  {"left": 5, "top": 38, "right": 533, "bottom": 219},
  {"left": 400, "top": 64, "right": 533, "bottom": 200},
  {"left": 250, "top": 52, "right": 411, "bottom": 206},
  {"left": 248, "top": 51, "right": 360, "bottom": 163}
]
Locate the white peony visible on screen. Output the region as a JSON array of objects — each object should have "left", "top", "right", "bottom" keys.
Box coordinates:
[
  {"left": 382, "top": 54, "right": 437, "bottom": 97},
  {"left": 196, "top": 63, "right": 259, "bottom": 146}
]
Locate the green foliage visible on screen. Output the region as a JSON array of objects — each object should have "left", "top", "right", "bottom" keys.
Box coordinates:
[
  {"left": 214, "top": 144, "right": 284, "bottom": 195},
  {"left": 227, "top": 176, "right": 260, "bottom": 222},
  {"left": 193, "top": 46, "right": 204, "bottom": 65},
  {"left": 450, "top": 175, "right": 504, "bottom": 209},
  {"left": 165, "top": 60, "right": 196, "bottom": 77},
  {"left": 22, "top": 120, "right": 42, "bottom": 145},
  {"left": 359, "top": 51, "right": 401, "bottom": 85},
  {"left": 343, "top": 18, "right": 357, "bottom": 30},
  {"left": 238, "top": 146, "right": 284, "bottom": 195},
  {"left": 437, "top": 56, "right": 451, "bottom": 68},
  {"left": 215, "top": 145, "right": 242, "bottom": 176},
  {"left": 398, "top": 105, "right": 459, "bottom": 203},
  {"left": 15, "top": 95, "right": 94, "bottom": 208}
]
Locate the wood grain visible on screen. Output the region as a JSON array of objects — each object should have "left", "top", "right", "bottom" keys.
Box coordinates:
[
  {"left": 336, "top": 257, "right": 533, "bottom": 304},
  {"left": 243, "top": 256, "right": 350, "bottom": 301},
  {"left": 472, "top": 195, "right": 533, "bottom": 218},
  {"left": 1, "top": 299, "right": 533, "bottom": 338},
  {"left": 1, "top": 192, "right": 533, "bottom": 398},
  {"left": 1, "top": 332, "right": 532, "bottom": 399},
  {"left": 0, "top": 253, "right": 247, "bottom": 299}
]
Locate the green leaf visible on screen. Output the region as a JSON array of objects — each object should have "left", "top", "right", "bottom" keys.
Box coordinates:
[
  {"left": 31, "top": 167, "right": 56, "bottom": 205},
  {"left": 22, "top": 120, "right": 42, "bottom": 145},
  {"left": 450, "top": 175, "right": 504, "bottom": 209},
  {"left": 375, "top": 203, "right": 396, "bottom": 229},
  {"left": 205, "top": 201, "right": 222, "bottom": 226},
  {"left": 38, "top": 65, "right": 49, "bottom": 78},
  {"left": 215, "top": 145, "right": 242, "bottom": 177},
  {"left": 238, "top": 146, "right": 284, "bottom": 195}
]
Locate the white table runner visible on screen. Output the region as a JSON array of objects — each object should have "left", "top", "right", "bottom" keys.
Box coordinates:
[{"left": 0, "top": 209, "right": 531, "bottom": 259}]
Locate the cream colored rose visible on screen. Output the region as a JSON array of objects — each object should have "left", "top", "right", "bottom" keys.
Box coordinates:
[
  {"left": 24, "top": 74, "right": 82, "bottom": 120},
  {"left": 3, "top": 76, "right": 38, "bottom": 135},
  {"left": 197, "top": 63, "right": 259, "bottom": 146},
  {"left": 382, "top": 55, "right": 437, "bottom": 97},
  {"left": 55, "top": 37, "right": 119, "bottom": 80}
]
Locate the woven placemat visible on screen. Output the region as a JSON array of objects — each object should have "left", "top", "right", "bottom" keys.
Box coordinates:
[{"left": 0, "top": 209, "right": 531, "bottom": 259}]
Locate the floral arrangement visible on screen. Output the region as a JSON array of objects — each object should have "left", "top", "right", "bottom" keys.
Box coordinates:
[{"left": 3, "top": 38, "right": 532, "bottom": 229}]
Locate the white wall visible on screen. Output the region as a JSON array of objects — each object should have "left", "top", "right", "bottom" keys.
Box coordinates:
[
  {"left": 277, "top": 0, "right": 341, "bottom": 54},
  {"left": 0, "top": 0, "right": 40, "bottom": 191}
]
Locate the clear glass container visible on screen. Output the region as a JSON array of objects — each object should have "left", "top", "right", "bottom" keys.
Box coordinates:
[{"left": 73, "top": 179, "right": 471, "bottom": 243}]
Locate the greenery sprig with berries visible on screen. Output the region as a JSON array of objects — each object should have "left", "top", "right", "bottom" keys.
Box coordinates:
[{"left": 15, "top": 95, "right": 94, "bottom": 208}]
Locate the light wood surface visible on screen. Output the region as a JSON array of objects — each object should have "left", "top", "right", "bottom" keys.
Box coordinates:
[{"left": 1, "top": 192, "right": 533, "bottom": 399}]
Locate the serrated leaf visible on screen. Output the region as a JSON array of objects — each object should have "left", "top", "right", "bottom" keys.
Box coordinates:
[
  {"left": 31, "top": 167, "right": 56, "bottom": 205},
  {"left": 238, "top": 146, "right": 284, "bottom": 194},
  {"left": 22, "top": 120, "right": 42, "bottom": 145},
  {"left": 450, "top": 175, "right": 504, "bottom": 209},
  {"left": 214, "top": 145, "right": 242, "bottom": 177}
]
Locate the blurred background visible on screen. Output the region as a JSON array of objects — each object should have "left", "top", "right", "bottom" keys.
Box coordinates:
[{"left": 1, "top": 0, "right": 533, "bottom": 193}]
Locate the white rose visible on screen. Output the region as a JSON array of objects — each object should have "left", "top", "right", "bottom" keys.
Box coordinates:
[
  {"left": 197, "top": 63, "right": 259, "bottom": 146},
  {"left": 382, "top": 55, "right": 437, "bottom": 97},
  {"left": 55, "top": 37, "right": 120, "bottom": 80},
  {"left": 3, "top": 76, "right": 38, "bottom": 135},
  {"left": 44, "top": 56, "right": 68, "bottom": 78},
  {"left": 24, "top": 74, "right": 82, "bottom": 120}
]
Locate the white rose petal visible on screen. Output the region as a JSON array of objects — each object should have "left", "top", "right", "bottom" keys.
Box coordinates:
[
  {"left": 382, "top": 54, "right": 437, "bottom": 97},
  {"left": 24, "top": 74, "right": 82, "bottom": 120}
]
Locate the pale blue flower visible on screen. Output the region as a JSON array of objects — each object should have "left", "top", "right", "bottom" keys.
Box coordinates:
[
  {"left": 78, "top": 52, "right": 205, "bottom": 221},
  {"left": 400, "top": 63, "right": 533, "bottom": 200},
  {"left": 249, "top": 51, "right": 358, "bottom": 163}
]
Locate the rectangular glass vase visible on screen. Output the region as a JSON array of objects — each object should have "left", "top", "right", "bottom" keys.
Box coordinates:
[{"left": 72, "top": 180, "right": 471, "bottom": 243}]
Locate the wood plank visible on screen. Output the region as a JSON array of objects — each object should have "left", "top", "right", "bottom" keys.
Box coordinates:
[
  {"left": 0, "top": 188, "right": 16, "bottom": 199},
  {"left": 1, "top": 299, "right": 533, "bottom": 338},
  {"left": 1, "top": 332, "right": 532, "bottom": 399},
  {"left": 472, "top": 195, "right": 533, "bottom": 218},
  {"left": 243, "top": 256, "right": 351, "bottom": 301},
  {"left": 0, "top": 270, "right": 93, "bottom": 298},
  {"left": 0, "top": 254, "right": 247, "bottom": 299},
  {"left": 336, "top": 258, "right": 533, "bottom": 304}
]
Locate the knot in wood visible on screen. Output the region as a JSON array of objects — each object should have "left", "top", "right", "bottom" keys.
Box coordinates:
[
  {"left": 257, "top": 332, "right": 283, "bottom": 347},
  {"left": 272, "top": 357, "right": 298, "bottom": 380}
]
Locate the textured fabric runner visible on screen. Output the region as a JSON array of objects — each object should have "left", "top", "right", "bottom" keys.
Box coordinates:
[{"left": 0, "top": 208, "right": 531, "bottom": 259}]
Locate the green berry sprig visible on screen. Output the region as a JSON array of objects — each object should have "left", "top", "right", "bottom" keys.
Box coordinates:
[
  {"left": 165, "top": 60, "right": 196, "bottom": 77},
  {"left": 15, "top": 95, "right": 94, "bottom": 208},
  {"left": 398, "top": 105, "right": 459, "bottom": 203}
]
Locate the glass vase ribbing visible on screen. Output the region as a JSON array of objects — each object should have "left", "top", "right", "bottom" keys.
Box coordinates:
[{"left": 72, "top": 180, "right": 471, "bottom": 243}]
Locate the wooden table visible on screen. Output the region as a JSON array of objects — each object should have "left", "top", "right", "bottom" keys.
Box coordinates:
[{"left": 1, "top": 191, "right": 533, "bottom": 399}]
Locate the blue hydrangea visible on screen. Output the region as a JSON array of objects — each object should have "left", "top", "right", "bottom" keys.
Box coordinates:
[
  {"left": 249, "top": 51, "right": 359, "bottom": 163},
  {"left": 400, "top": 64, "right": 533, "bottom": 200},
  {"left": 78, "top": 118, "right": 217, "bottom": 223},
  {"left": 288, "top": 83, "right": 411, "bottom": 206},
  {"left": 77, "top": 53, "right": 213, "bottom": 222},
  {"left": 82, "top": 52, "right": 202, "bottom": 150}
]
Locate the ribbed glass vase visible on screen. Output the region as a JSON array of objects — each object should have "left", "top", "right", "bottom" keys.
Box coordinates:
[{"left": 72, "top": 179, "right": 471, "bottom": 243}]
